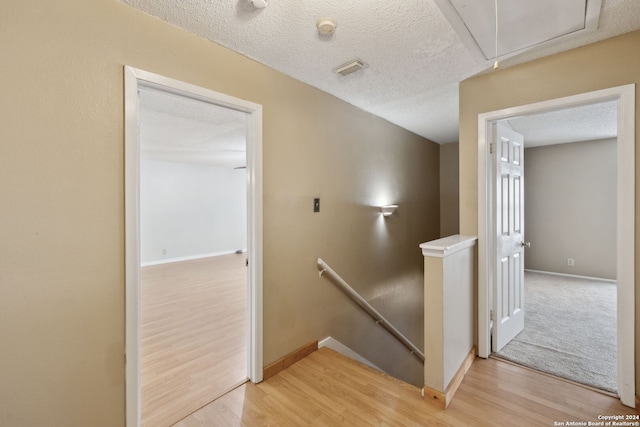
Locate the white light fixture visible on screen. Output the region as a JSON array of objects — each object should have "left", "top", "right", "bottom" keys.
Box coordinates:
[
  {"left": 249, "top": 0, "right": 268, "bottom": 9},
  {"left": 380, "top": 205, "right": 398, "bottom": 217}
]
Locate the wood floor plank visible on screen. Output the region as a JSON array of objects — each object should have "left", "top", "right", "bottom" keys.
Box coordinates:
[
  {"left": 176, "top": 347, "right": 638, "bottom": 426},
  {"left": 141, "top": 254, "right": 248, "bottom": 427}
]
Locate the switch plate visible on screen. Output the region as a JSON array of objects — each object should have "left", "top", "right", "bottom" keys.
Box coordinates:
[{"left": 313, "top": 198, "right": 320, "bottom": 212}]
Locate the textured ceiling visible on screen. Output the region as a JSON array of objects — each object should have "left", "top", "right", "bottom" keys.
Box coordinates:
[
  {"left": 124, "top": 0, "right": 640, "bottom": 145},
  {"left": 507, "top": 101, "right": 618, "bottom": 148},
  {"left": 139, "top": 86, "right": 247, "bottom": 168}
]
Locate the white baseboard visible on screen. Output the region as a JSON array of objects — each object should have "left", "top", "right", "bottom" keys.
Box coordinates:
[
  {"left": 318, "top": 337, "right": 383, "bottom": 372},
  {"left": 141, "top": 250, "right": 245, "bottom": 267},
  {"left": 524, "top": 269, "right": 616, "bottom": 284}
]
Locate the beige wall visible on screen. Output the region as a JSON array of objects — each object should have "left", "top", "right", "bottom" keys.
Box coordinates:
[
  {"left": 524, "top": 139, "right": 616, "bottom": 279},
  {"left": 459, "top": 30, "right": 640, "bottom": 394},
  {"left": 0, "top": 1, "right": 439, "bottom": 425},
  {"left": 440, "top": 142, "right": 460, "bottom": 236}
]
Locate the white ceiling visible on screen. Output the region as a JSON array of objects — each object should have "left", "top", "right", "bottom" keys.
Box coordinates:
[
  {"left": 124, "top": 0, "right": 640, "bottom": 151},
  {"left": 139, "top": 85, "right": 247, "bottom": 168},
  {"left": 507, "top": 101, "right": 618, "bottom": 148}
]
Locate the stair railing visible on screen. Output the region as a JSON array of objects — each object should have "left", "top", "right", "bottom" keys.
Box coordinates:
[{"left": 317, "top": 258, "right": 425, "bottom": 364}]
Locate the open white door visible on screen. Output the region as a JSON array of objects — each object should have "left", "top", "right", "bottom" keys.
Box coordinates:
[{"left": 492, "top": 123, "right": 526, "bottom": 352}]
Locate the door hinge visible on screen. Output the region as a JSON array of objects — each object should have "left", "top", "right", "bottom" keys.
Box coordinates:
[
  {"left": 489, "top": 142, "right": 494, "bottom": 154},
  {"left": 490, "top": 309, "right": 495, "bottom": 321}
]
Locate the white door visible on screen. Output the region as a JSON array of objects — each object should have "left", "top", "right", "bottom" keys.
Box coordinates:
[{"left": 492, "top": 123, "right": 526, "bottom": 352}]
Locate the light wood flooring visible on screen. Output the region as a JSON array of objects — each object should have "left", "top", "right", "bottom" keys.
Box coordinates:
[
  {"left": 141, "top": 254, "right": 248, "bottom": 427},
  {"left": 175, "top": 347, "right": 638, "bottom": 426}
]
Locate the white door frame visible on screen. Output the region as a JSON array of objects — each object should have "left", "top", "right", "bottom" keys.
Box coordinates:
[
  {"left": 124, "top": 66, "right": 264, "bottom": 426},
  {"left": 477, "top": 84, "right": 635, "bottom": 407}
]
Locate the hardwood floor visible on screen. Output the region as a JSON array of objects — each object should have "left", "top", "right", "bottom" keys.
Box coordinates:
[
  {"left": 175, "top": 347, "right": 638, "bottom": 426},
  {"left": 141, "top": 254, "right": 248, "bottom": 427}
]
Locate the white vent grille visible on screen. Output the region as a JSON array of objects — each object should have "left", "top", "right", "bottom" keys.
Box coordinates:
[{"left": 334, "top": 59, "right": 368, "bottom": 76}]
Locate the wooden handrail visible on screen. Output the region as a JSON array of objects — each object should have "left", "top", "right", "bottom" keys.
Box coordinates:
[{"left": 317, "top": 258, "right": 425, "bottom": 364}]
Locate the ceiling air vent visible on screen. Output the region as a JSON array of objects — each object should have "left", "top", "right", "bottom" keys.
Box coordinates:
[{"left": 334, "top": 59, "right": 368, "bottom": 76}]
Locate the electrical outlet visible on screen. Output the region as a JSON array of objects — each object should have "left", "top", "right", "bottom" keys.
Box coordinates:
[{"left": 567, "top": 258, "right": 574, "bottom": 267}]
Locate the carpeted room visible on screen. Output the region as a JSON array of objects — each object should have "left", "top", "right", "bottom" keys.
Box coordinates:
[{"left": 495, "top": 136, "right": 618, "bottom": 393}]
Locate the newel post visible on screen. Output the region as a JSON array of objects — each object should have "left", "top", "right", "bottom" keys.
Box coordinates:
[{"left": 419, "top": 235, "right": 477, "bottom": 408}]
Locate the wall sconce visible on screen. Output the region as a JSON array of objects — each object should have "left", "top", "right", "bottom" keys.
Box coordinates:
[{"left": 380, "top": 205, "right": 398, "bottom": 217}]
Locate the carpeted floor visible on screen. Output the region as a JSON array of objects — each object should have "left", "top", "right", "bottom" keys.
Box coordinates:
[{"left": 495, "top": 271, "right": 617, "bottom": 393}]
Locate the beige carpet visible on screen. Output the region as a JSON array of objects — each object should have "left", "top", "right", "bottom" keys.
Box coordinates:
[{"left": 495, "top": 271, "right": 617, "bottom": 393}]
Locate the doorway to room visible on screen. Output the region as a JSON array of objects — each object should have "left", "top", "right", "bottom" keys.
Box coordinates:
[
  {"left": 124, "top": 67, "right": 264, "bottom": 427},
  {"left": 476, "top": 84, "right": 636, "bottom": 408},
  {"left": 138, "top": 84, "right": 249, "bottom": 426},
  {"left": 488, "top": 106, "right": 618, "bottom": 394}
]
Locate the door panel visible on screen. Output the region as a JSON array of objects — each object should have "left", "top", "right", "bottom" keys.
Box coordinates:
[{"left": 493, "top": 123, "right": 525, "bottom": 352}]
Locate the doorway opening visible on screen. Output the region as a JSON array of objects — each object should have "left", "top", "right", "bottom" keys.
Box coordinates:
[
  {"left": 124, "top": 67, "right": 264, "bottom": 427},
  {"left": 491, "top": 105, "right": 618, "bottom": 394},
  {"left": 139, "top": 85, "right": 249, "bottom": 426},
  {"left": 477, "top": 84, "right": 635, "bottom": 408}
]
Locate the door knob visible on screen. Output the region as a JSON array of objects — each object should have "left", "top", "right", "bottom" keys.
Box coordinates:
[{"left": 521, "top": 241, "right": 531, "bottom": 248}]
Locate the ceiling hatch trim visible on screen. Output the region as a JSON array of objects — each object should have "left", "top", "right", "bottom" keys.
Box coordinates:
[{"left": 433, "top": 0, "right": 602, "bottom": 62}]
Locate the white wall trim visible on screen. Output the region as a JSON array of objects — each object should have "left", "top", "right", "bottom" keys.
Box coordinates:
[
  {"left": 140, "top": 250, "right": 246, "bottom": 267},
  {"left": 419, "top": 234, "right": 477, "bottom": 258},
  {"left": 318, "top": 337, "right": 383, "bottom": 372},
  {"left": 524, "top": 269, "right": 617, "bottom": 284},
  {"left": 124, "top": 66, "right": 264, "bottom": 427},
  {"left": 477, "top": 84, "right": 635, "bottom": 407}
]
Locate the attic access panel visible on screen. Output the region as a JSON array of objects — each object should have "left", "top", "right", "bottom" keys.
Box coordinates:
[{"left": 435, "top": 0, "right": 602, "bottom": 61}]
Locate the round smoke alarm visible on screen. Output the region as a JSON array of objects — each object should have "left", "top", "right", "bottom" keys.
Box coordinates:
[{"left": 317, "top": 18, "right": 337, "bottom": 36}]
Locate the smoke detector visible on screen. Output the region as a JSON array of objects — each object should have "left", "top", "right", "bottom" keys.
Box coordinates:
[
  {"left": 317, "top": 18, "right": 337, "bottom": 36},
  {"left": 249, "top": 0, "right": 267, "bottom": 8},
  {"left": 333, "top": 59, "right": 368, "bottom": 76}
]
